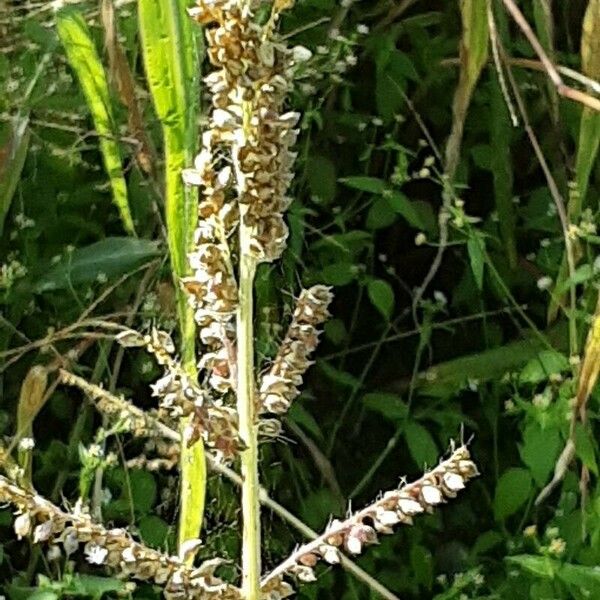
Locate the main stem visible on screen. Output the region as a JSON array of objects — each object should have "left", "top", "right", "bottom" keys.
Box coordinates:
[{"left": 237, "top": 221, "right": 260, "bottom": 599}]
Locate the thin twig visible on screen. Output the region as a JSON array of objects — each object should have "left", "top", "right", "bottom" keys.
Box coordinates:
[
  {"left": 501, "top": 0, "right": 600, "bottom": 112},
  {"left": 495, "top": 18, "right": 578, "bottom": 355}
]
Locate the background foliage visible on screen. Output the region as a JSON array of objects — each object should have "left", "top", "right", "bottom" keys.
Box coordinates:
[{"left": 1, "top": 0, "right": 600, "bottom": 598}]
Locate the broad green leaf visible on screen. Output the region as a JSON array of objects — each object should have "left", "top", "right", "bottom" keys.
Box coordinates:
[
  {"left": 506, "top": 554, "right": 556, "bottom": 578},
  {"left": 317, "top": 361, "right": 360, "bottom": 388},
  {"left": 555, "top": 263, "right": 594, "bottom": 296},
  {"left": 324, "top": 318, "right": 348, "bottom": 346},
  {"left": 467, "top": 235, "right": 485, "bottom": 290},
  {"left": 410, "top": 544, "right": 433, "bottom": 589},
  {"left": 129, "top": 469, "right": 157, "bottom": 514},
  {"left": 74, "top": 574, "right": 125, "bottom": 598},
  {"left": 519, "top": 350, "right": 569, "bottom": 385},
  {"left": 25, "top": 592, "right": 58, "bottom": 600},
  {"left": 319, "top": 262, "right": 357, "bottom": 286},
  {"left": 139, "top": 515, "right": 171, "bottom": 549},
  {"left": 34, "top": 237, "right": 161, "bottom": 292},
  {"left": 366, "top": 196, "right": 397, "bottom": 230},
  {"left": 558, "top": 562, "right": 600, "bottom": 592},
  {"left": 494, "top": 468, "right": 532, "bottom": 521},
  {"left": 472, "top": 530, "right": 503, "bottom": 555},
  {"left": 56, "top": 8, "right": 135, "bottom": 235},
  {"left": 404, "top": 421, "right": 439, "bottom": 467},
  {"left": 311, "top": 231, "right": 372, "bottom": 256},
  {"left": 367, "top": 278, "right": 394, "bottom": 319},
  {"left": 574, "top": 423, "right": 598, "bottom": 475},
  {"left": 387, "top": 191, "right": 426, "bottom": 229},
  {"left": 519, "top": 423, "right": 561, "bottom": 486},
  {"left": 288, "top": 403, "right": 324, "bottom": 442},
  {"left": 0, "top": 117, "right": 30, "bottom": 236},
  {"left": 339, "top": 176, "right": 386, "bottom": 194},
  {"left": 362, "top": 392, "right": 408, "bottom": 422}
]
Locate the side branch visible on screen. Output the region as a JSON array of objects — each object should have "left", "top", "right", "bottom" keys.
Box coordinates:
[
  {"left": 0, "top": 476, "right": 239, "bottom": 599},
  {"left": 261, "top": 446, "right": 478, "bottom": 590}
]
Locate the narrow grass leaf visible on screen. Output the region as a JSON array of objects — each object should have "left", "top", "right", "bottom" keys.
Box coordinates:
[
  {"left": 467, "top": 235, "right": 485, "bottom": 290},
  {"left": 56, "top": 8, "right": 135, "bottom": 235},
  {"left": 34, "top": 237, "right": 160, "bottom": 292},
  {"left": 0, "top": 116, "right": 30, "bottom": 236},
  {"left": 138, "top": 0, "right": 204, "bottom": 548},
  {"left": 445, "top": 0, "right": 489, "bottom": 177},
  {"left": 549, "top": 0, "right": 600, "bottom": 322}
]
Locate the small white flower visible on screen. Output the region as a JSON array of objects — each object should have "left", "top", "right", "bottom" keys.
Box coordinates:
[
  {"left": 537, "top": 276, "right": 553, "bottom": 291},
  {"left": 443, "top": 472, "right": 465, "bottom": 492},
  {"left": 415, "top": 232, "right": 427, "bottom": 246},
  {"left": 14, "top": 513, "right": 31, "bottom": 539},
  {"left": 345, "top": 535, "right": 362, "bottom": 554},
  {"left": 292, "top": 45, "right": 312, "bottom": 62},
  {"left": 321, "top": 545, "right": 340, "bottom": 564},
  {"left": 33, "top": 520, "right": 54, "bottom": 543},
  {"left": 421, "top": 485, "right": 443, "bottom": 505},
  {"left": 88, "top": 443, "right": 104, "bottom": 458},
  {"left": 356, "top": 24, "right": 370, "bottom": 35},
  {"left": 345, "top": 54, "right": 357, "bottom": 66},
  {"left": 540, "top": 238, "right": 551, "bottom": 248},
  {"left": 372, "top": 117, "right": 383, "bottom": 127},
  {"left": 433, "top": 290, "right": 447, "bottom": 305},
  {"left": 424, "top": 156, "right": 435, "bottom": 167},
  {"left": 96, "top": 272, "right": 107, "bottom": 284},
  {"left": 85, "top": 543, "right": 108, "bottom": 565},
  {"left": 418, "top": 167, "right": 430, "bottom": 178},
  {"left": 122, "top": 546, "right": 136, "bottom": 563},
  {"left": 468, "top": 378, "right": 479, "bottom": 392},
  {"left": 397, "top": 497, "right": 424, "bottom": 515},
  {"left": 18, "top": 437, "right": 35, "bottom": 451}
]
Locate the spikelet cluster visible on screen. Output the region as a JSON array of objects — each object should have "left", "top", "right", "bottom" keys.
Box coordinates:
[
  {"left": 259, "top": 285, "right": 333, "bottom": 414},
  {"left": 116, "top": 329, "right": 240, "bottom": 461},
  {"left": 261, "top": 446, "right": 478, "bottom": 593},
  {"left": 188, "top": 0, "right": 300, "bottom": 261},
  {"left": 183, "top": 0, "right": 302, "bottom": 401},
  {"left": 0, "top": 476, "right": 240, "bottom": 599}
]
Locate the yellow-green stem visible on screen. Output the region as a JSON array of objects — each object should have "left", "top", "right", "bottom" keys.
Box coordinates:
[
  {"left": 237, "top": 224, "right": 260, "bottom": 599},
  {"left": 237, "top": 254, "right": 260, "bottom": 597}
]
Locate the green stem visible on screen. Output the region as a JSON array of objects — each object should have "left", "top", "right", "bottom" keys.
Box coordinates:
[{"left": 237, "top": 235, "right": 261, "bottom": 599}]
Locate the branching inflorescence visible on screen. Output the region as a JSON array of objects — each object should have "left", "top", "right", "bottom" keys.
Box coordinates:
[{"left": 0, "top": 1, "right": 479, "bottom": 599}]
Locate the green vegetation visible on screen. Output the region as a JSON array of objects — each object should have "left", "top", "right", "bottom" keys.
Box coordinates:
[{"left": 1, "top": 1, "right": 600, "bottom": 599}]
